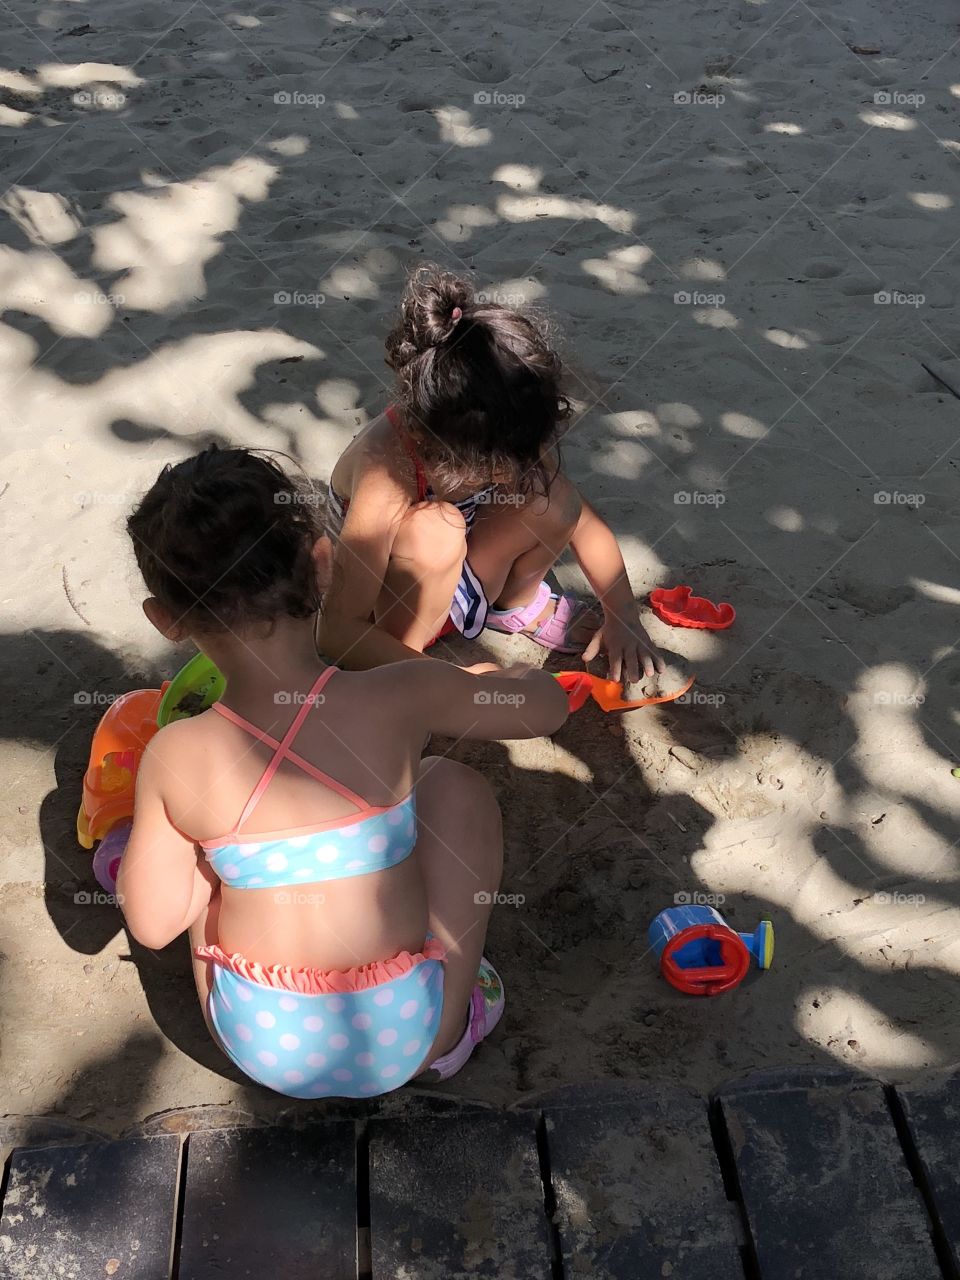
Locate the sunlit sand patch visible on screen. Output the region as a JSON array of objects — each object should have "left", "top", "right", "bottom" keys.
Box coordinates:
[
  {"left": 858, "top": 109, "right": 914, "bottom": 130},
  {"left": 582, "top": 244, "right": 654, "bottom": 294},
  {"left": 92, "top": 157, "right": 279, "bottom": 311},
  {"left": 0, "top": 105, "right": 33, "bottom": 127},
  {"left": 911, "top": 577, "right": 960, "bottom": 606},
  {"left": 492, "top": 163, "right": 542, "bottom": 191},
  {"left": 37, "top": 62, "right": 143, "bottom": 89},
  {"left": 497, "top": 193, "right": 633, "bottom": 234},
  {"left": 720, "top": 411, "right": 766, "bottom": 439},
  {"left": 604, "top": 410, "right": 660, "bottom": 438},
  {"left": 693, "top": 306, "right": 738, "bottom": 328},
  {"left": 908, "top": 192, "right": 952, "bottom": 210},
  {"left": 435, "top": 203, "right": 499, "bottom": 243},
  {"left": 0, "top": 246, "right": 114, "bottom": 337},
  {"left": 657, "top": 402, "right": 702, "bottom": 429},
  {"left": 432, "top": 107, "right": 491, "bottom": 147},
  {"left": 679, "top": 255, "right": 726, "bottom": 280},
  {"left": 799, "top": 988, "right": 943, "bottom": 1071},
  {"left": 0, "top": 188, "right": 81, "bottom": 246},
  {"left": 766, "top": 505, "right": 804, "bottom": 532},
  {"left": 764, "top": 328, "right": 808, "bottom": 349}
]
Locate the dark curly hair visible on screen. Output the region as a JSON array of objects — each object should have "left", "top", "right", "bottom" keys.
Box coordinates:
[
  {"left": 385, "top": 264, "right": 569, "bottom": 496},
  {"left": 127, "top": 446, "right": 325, "bottom": 634}
]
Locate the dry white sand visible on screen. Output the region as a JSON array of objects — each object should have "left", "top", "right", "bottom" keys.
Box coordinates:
[{"left": 2, "top": 0, "right": 960, "bottom": 1131}]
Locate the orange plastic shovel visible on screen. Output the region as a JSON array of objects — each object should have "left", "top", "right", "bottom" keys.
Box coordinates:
[{"left": 554, "top": 671, "right": 695, "bottom": 712}]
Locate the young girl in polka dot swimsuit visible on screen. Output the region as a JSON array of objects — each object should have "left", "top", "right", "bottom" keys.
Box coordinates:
[{"left": 118, "top": 446, "right": 568, "bottom": 1099}]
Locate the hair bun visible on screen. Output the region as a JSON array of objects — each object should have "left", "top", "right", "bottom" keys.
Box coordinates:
[{"left": 397, "top": 265, "right": 473, "bottom": 355}]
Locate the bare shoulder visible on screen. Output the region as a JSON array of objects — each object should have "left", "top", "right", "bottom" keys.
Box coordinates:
[
  {"left": 141, "top": 710, "right": 223, "bottom": 781},
  {"left": 332, "top": 412, "right": 409, "bottom": 495}
]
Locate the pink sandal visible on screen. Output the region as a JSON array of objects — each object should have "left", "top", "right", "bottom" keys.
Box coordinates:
[
  {"left": 430, "top": 958, "right": 505, "bottom": 1080},
  {"left": 485, "top": 581, "right": 600, "bottom": 655}
]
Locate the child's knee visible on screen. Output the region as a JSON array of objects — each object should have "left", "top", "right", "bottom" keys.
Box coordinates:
[
  {"left": 421, "top": 758, "right": 502, "bottom": 846},
  {"left": 395, "top": 501, "right": 467, "bottom": 572}
]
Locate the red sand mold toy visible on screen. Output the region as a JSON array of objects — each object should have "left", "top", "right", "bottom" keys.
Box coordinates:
[{"left": 649, "top": 585, "right": 735, "bottom": 631}]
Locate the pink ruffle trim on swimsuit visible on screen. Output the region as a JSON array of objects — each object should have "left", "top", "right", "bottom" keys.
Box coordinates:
[{"left": 195, "top": 938, "right": 446, "bottom": 995}]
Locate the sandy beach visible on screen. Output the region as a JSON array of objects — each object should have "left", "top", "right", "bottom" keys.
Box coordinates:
[{"left": 2, "top": 0, "right": 960, "bottom": 1132}]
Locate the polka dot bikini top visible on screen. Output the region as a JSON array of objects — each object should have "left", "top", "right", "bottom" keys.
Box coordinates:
[{"left": 200, "top": 667, "right": 416, "bottom": 890}]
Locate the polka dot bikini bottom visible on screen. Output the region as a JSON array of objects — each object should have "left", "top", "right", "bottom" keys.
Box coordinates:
[{"left": 204, "top": 944, "right": 445, "bottom": 1099}]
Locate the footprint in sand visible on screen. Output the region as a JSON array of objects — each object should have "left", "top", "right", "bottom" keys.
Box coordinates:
[{"left": 803, "top": 260, "right": 844, "bottom": 279}]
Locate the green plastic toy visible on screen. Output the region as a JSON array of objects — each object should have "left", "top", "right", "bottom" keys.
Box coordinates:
[{"left": 156, "top": 653, "right": 226, "bottom": 727}]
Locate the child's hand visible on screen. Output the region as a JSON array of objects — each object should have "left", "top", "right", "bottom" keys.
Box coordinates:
[{"left": 582, "top": 611, "right": 665, "bottom": 683}]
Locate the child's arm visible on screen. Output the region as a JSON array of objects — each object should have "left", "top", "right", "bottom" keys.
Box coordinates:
[
  {"left": 117, "top": 738, "right": 215, "bottom": 950},
  {"left": 404, "top": 660, "right": 569, "bottom": 740},
  {"left": 319, "top": 464, "right": 437, "bottom": 670},
  {"left": 568, "top": 493, "right": 665, "bottom": 682}
]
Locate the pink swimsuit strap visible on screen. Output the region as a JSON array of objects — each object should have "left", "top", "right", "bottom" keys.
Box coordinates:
[{"left": 211, "top": 666, "right": 366, "bottom": 833}]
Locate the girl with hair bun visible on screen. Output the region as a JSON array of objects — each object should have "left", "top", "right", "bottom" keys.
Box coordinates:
[{"left": 322, "top": 263, "right": 664, "bottom": 683}]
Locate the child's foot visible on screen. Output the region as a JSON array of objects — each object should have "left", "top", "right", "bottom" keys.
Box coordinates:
[
  {"left": 429, "top": 957, "right": 505, "bottom": 1080},
  {"left": 485, "top": 581, "right": 601, "bottom": 654}
]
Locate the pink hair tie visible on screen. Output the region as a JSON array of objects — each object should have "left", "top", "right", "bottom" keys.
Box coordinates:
[{"left": 451, "top": 307, "right": 462, "bottom": 322}]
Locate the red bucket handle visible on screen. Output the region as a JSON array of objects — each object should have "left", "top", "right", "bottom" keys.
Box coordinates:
[{"left": 660, "top": 923, "right": 750, "bottom": 996}]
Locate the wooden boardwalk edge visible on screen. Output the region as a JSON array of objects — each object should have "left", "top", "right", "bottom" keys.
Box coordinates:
[{"left": 1, "top": 1071, "right": 958, "bottom": 1279}]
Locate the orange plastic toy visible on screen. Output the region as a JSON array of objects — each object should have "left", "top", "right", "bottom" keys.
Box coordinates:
[
  {"left": 76, "top": 688, "right": 166, "bottom": 849},
  {"left": 554, "top": 671, "right": 695, "bottom": 712},
  {"left": 649, "top": 585, "right": 735, "bottom": 630}
]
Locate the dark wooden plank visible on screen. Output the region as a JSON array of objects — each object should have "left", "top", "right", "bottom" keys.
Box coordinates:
[
  {"left": 0, "top": 1135, "right": 179, "bottom": 1280},
  {"left": 178, "top": 1123, "right": 357, "bottom": 1280},
  {"left": 369, "top": 1109, "right": 551, "bottom": 1278},
  {"left": 895, "top": 1071, "right": 960, "bottom": 1269},
  {"left": 717, "top": 1070, "right": 940, "bottom": 1280},
  {"left": 527, "top": 1083, "right": 743, "bottom": 1279}
]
